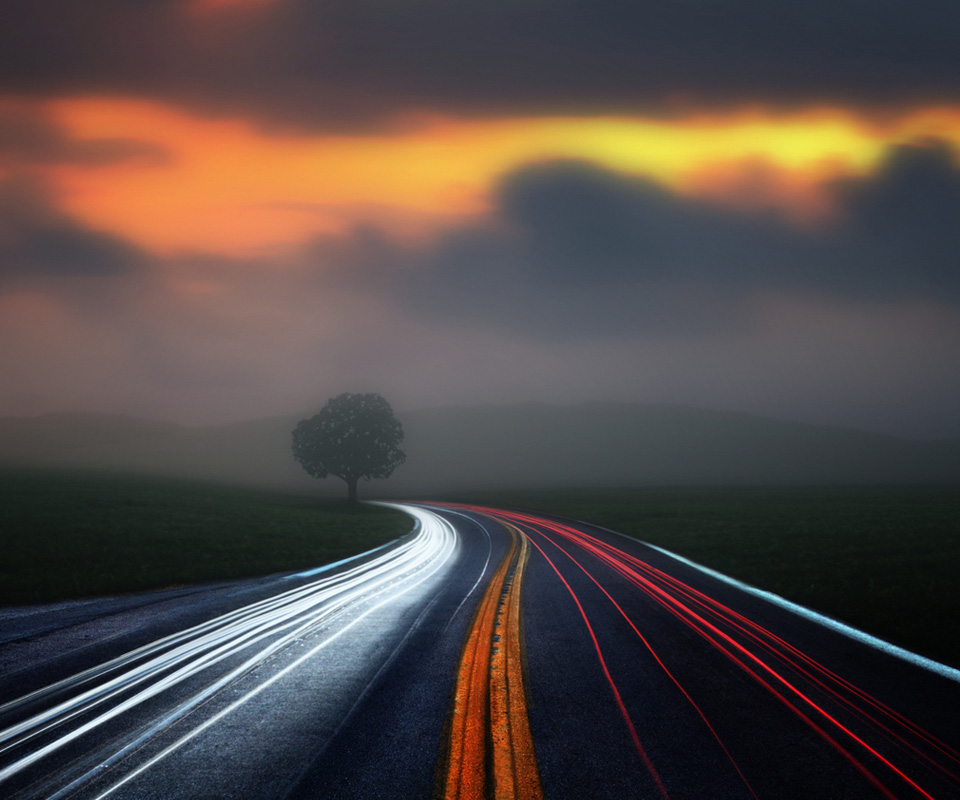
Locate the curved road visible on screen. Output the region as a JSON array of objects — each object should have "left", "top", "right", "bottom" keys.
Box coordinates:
[{"left": 1, "top": 503, "right": 958, "bottom": 799}]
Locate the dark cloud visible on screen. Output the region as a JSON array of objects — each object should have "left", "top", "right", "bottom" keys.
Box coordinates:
[
  {"left": 0, "top": 176, "right": 146, "bottom": 282},
  {"left": 2, "top": 1, "right": 960, "bottom": 129},
  {"left": 332, "top": 139, "right": 960, "bottom": 337},
  {"left": 497, "top": 162, "right": 673, "bottom": 285},
  {"left": 0, "top": 2, "right": 183, "bottom": 96},
  {"left": 387, "top": 169, "right": 796, "bottom": 337},
  {"left": 494, "top": 161, "right": 817, "bottom": 290},
  {"left": 832, "top": 140, "right": 960, "bottom": 297}
]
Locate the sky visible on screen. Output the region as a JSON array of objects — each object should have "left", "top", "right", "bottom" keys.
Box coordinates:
[{"left": 2, "top": 0, "right": 960, "bottom": 437}]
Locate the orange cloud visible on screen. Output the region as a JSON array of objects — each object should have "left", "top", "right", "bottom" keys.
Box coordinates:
[{"left": 32, "top": 98, "right": 960, "bottom": 258}]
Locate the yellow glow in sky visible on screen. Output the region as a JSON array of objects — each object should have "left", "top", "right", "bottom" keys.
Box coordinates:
[{"left": 36, "top": 98, "right": 960, "bottom": 257}]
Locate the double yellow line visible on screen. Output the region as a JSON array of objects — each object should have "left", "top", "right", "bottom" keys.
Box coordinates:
[{"left": 438, "top": 522, "right": 542, "bottom": 800}]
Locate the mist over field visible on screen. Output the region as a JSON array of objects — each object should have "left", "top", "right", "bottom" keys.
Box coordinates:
[{"left": 3, "top": 403, "right": 958, "bottom": 496}]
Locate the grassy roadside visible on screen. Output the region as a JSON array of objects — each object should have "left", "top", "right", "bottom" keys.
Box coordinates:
[
  {"left": 448, "top": 486, "right": 960, "bottom": 669},
  {"left": 0, "top": 468, "right": 412, "bottom": 606}
]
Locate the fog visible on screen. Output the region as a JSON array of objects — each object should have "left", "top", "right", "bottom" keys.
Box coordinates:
[{"left": 2, "top": 404, "right": 958, "bottom": 497}]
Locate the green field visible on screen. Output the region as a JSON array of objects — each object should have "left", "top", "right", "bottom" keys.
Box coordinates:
[
  {"left": 450, "top": 486, "right": 960, "bottom": 669},
  {"left": 0, "top": 468, "right": 411, "bottom": 606}
]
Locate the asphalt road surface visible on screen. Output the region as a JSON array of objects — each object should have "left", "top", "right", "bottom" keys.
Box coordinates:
[{"left": 1, "top": 503, "right": 958, "bottom": 799}]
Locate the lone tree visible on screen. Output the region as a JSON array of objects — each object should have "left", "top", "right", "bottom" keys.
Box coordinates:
[{"left": 291, "top": 393, "right": 406, "bottom": 502}]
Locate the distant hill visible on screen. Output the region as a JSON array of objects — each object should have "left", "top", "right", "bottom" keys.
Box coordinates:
[{"left": 1, "top": 403, "right": 959, "bottom": 495}]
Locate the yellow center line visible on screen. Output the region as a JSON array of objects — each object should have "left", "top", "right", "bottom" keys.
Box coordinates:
[{"left": 438, "top": 522, "right": 542, "bottom": 800}]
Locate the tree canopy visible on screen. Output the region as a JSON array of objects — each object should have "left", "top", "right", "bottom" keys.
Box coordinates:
[{"left": 291, "top": 393, "right": 405, "bottom": 502}]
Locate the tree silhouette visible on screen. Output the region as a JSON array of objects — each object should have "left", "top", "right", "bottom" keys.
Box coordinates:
[{"left": 292, "top": 393, "right": 406, "bottom": 502}]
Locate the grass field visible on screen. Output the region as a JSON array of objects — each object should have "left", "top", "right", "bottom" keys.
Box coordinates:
[
  {"left": 450, "top": 486, "right": 960, "bottom": 669},
  {"left": 0, "top": 468, "right": 411, "bottom": 606}
]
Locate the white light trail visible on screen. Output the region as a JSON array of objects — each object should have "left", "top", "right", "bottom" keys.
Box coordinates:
[{"left": 0, "top": 504, "right": 457, "bottom": 795}]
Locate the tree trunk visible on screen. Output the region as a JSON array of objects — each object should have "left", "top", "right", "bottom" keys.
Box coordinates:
[{"left": 346, "top": 476, "right": 359, "bottom": 504}]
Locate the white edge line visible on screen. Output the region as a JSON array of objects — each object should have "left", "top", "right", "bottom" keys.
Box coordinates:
[{"left": 577, "top": 519, "right": 960, "bottom": 684}]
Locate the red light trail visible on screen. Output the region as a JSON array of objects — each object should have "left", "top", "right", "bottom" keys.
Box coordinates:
[{"left": 437, "top": 504, "right": 960, "bottom": 800}]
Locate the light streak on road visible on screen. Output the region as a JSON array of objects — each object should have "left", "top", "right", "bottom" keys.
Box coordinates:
[
  {"left": 522, "top": 530, "right": 671, "bottom": 800},
  {"left": 527, "top": 523, "right": 757, "bottom": 799},
  {"left": 449, "top": 504, "right": 960, "bottom": 800},
  {"left": 638, "top": 541, "right": 960, "bottom": 684},
  {"left": 4, "top": 501, "right": 957, "bottom": 799},
  {"left": 0, "top": 504, "right": 457, "bottom": 797}
]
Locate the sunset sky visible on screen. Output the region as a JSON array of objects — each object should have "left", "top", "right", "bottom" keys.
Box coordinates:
[{"left": 3, "top": 0, "right": 960, "bottom": 435}]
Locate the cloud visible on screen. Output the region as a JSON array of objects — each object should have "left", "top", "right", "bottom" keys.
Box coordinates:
[
  {"left": 328, "top": 139, "right": 960, "bottom": 338},
  {"left": 0, "top": 104, "right": 170, "bottom": 167},
  {"left": 0, "top": 144, "right": 957, "bottom": 437},
  {"left": 0, "top": 175, "right": 147, "bottom": 282},
  {"left": 496, "top": 162, "right": 676, "bottom": 286},
  {"left": 2, "top": 1, "right": 960, "bottom": 129},
  {"left": 831, "top": 139, "right": 960, "bottom": 298},
  {"left": 9, "top": 132, "right": 952, "bottom": 341}
]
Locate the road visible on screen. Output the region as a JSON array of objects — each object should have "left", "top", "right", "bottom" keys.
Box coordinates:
[{"left": 1, "top": 503, "right": 959, "bottom": 799}]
